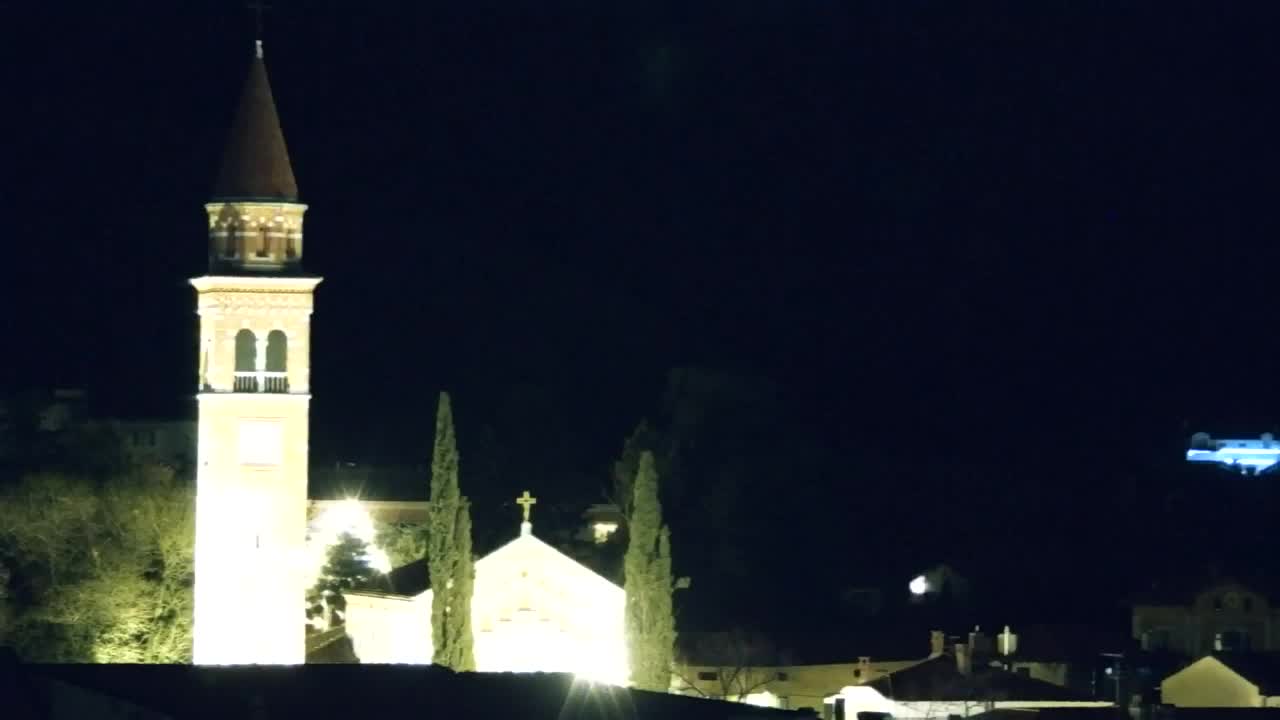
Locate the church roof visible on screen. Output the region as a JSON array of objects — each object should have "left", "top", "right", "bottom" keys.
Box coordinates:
[
  {"left": 376, "top": 558, "right": 430, "bottom": 596},
  {"left": 213, "top": 42, "right": 298, "bottom": 202},
  {"left": 356, "top": 527, "right": 621, "bottom": 599},
  {"left": 1202, "top": 654, "right": 1280, "bottom": 695}
]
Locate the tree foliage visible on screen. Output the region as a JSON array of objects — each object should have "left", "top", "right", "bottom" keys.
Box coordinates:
[
  {"left": 624, "top": 450, "right": 676, "bottom": 691},
  {"left": 0, "top": 465, "right": 193, "bottom": 662},
  {"left": 374, "top": 520, "right": 428, "bottom": 570},
  {"left": 426, "top": 392, "right": 476, "bottom": 671},
  {"left": 611, "top": 420, "right": 670, "bottom": 521}
]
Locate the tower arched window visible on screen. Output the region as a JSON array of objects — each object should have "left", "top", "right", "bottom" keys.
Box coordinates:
[
  {"left": 256, "top": 225, "right": 270, "bottom": 258},
  {"left": 223, "top": 225, "right": 239, "bottom": 258},
  {"left": 265, "top": 330, "right": 288, "bottom": 393},
  {"left": 285, "top": 230, "right": 299, "bottom": 260},
  {"left": 234, "top": 329, "right": 258, "bottom": 392}
]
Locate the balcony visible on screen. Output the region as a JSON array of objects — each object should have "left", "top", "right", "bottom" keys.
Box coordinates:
[{"left": 234, "top": 371, "right": 289, "bottom": 393}]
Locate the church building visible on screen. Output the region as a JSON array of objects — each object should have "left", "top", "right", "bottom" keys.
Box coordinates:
[
  {"left": 344, "top": 493, "right": 629, "bottom": 685},
  {"left": 189, "top": 38, "right": 630, "bottom": 680}
]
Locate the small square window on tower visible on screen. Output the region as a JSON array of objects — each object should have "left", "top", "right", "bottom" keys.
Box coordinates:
[{"left": 238, "top": 420, "right": 283, "bottom": 466}]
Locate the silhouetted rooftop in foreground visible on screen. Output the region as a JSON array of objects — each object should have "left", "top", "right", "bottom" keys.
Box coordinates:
[{"left": 7, "top": 661, "right": 812, "bottom": 720}]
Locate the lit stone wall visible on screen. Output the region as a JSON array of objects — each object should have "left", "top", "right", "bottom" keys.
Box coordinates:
[
  {"left": 672, "top": 661, "right": 921, "bottom": 711},
  {"left": 343, "top": 593, "right": 431, "bottom": 664},
  {"left": 1162, "top": 657, "right": 1264, "bottom": 708},
  {"left": 192, "top": 276, "right": 319, "bottom": 394},
  {"left": 191, "top": 273, "right": 320, "bottom": 666}
]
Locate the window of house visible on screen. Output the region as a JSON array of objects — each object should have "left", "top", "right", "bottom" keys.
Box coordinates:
[
  {"left": 1144, "top": 628, "right": 1172, "bottom": 651},
  {"left": 1215, "top": 630, "right": 1250, "bottom": 652},
  {"left": 776, "top": 671, "right": 789, "bottom": 681},
  {"left": 697, "top": 671, "right": 717, "bottom": 681}
]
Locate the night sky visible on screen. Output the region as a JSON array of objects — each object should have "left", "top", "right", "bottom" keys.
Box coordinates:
[{"left": 5, "top": 1, "right": 1280, "bottom": 629}]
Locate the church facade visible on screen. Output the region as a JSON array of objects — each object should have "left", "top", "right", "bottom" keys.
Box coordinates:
[{"left": 344, "top": 507, "right": 628, "bottom": 685}]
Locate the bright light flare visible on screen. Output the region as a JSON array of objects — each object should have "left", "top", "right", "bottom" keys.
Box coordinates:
[
  {"left": 592, "top": 521, "right": 619, "bottom": 544},
  {"left": 305, "top": 498, "right": 392, "bottom": 588},
  {"left": 909, "top": 575, "right": 929, "bottom": 595}
]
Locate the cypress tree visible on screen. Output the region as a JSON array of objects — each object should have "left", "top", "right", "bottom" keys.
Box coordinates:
[
  {"left": 450, "top": 499, "right": 476, "bottom": 671},
  {"left": 624, "top": 450, "right": 676, "bottom": 691},
  {"left": 427, "top": 392, "right": 475, "bottom": 669}
]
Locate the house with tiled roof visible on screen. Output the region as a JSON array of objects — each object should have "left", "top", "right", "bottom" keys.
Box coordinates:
[{"left": 824, "top": 652, "right": 1116, "bottom": 719}]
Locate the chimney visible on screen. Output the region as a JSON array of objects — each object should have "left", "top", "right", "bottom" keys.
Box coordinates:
[
  {"left": 930, "top": 630, "right": 946, "bottom": 657},
  {"left": 955, "top": 642, "right": 971, "bottom": 675},
  {"left": 997, "top": 626, "right": 1018, "bottom": 657},
  {"left": 968, "top": 626, "right": 990, "bottom": 666}
]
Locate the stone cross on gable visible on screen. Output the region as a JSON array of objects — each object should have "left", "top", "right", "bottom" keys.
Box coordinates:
[{"left": 517, "top": 491, "right": 537, "bottom": 522}]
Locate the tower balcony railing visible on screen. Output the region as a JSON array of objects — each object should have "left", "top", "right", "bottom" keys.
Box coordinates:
[{"left": 234, "top": 371, "right": 289, "bottom": 393}]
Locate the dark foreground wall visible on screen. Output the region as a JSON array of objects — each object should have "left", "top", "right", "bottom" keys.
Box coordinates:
[{"left": 2, "top": 655, "right": 814, "bottom": 720}]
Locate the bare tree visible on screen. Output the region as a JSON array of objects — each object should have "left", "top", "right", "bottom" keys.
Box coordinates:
[{"left": 673, "top": 629, "right": 787, "bottom": 702}]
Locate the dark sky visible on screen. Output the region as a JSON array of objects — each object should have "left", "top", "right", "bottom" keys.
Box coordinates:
[{"left": 5, "top": 1, "right": 1280, "bottom": 626}]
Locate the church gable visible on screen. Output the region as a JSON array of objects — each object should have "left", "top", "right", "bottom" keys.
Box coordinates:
[
  {"left": 351, "top": 528, "right": 621, "bottom": 602},
  {"left": 477, "top": 533, "right": 621, "bottom": 596},
  {"left": 343, "top": 513, "right": 628, "bottom": 682}
]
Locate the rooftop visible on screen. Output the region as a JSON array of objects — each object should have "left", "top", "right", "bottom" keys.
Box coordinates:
[{"left": 212, "top": 42, "right": 298, "bottom": 202}]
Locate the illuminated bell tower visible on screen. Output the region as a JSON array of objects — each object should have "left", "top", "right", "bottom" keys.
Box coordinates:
[{"left": 191, "top": 39, "right": 320, "bottom": 665}]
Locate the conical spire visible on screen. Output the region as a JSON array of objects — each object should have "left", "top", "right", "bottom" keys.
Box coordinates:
[{"left": 213, "top": 42, "right": 298, "bottom": 201}]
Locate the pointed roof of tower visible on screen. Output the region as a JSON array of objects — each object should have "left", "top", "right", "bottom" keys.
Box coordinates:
[{"left": 213, "top": 41, "right": 298, "bottom": 201}]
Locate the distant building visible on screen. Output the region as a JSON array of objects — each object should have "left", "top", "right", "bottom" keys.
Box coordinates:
[
  {"left": 671, "top": 628, "right": 928, "bottom": 711},
  {"left": 109, "top": 419, "right": 197, "bottom": 470},
  {"left": 824, "top": 650, "right": 1115, "bottom": 719},
  {"left": 35, "top": 388, "right": 90, "bottom": 432},
  {"left": 1132, "top": 582, "right": 1280, "bottom": 655},
  {"left": 307, "top": 498, "right": 428, "bottom": 526},
  {"left": 671, "top": 625, "right": 1125, "bottom": 713}
]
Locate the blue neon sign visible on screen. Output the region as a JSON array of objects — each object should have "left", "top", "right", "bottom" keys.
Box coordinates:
[{"left": 1186, "top": 433, "right": 1280, "bottom": 474}]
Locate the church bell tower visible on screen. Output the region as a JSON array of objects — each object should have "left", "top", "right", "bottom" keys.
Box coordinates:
[{"left": 191, "top": 39, "right": 319, "bottom": 665}]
